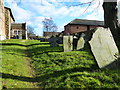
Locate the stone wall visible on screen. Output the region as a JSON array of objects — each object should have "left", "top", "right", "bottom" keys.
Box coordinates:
[
  {"left": 5, "top": 8, "right": 9, "bottom": 39},
  {"left": 43, "top": 32, "right": 60, "bottom": 38},
  {"left": 5, "top": 8, "right": 15, "bottom": 39},
  {"left": 0, "top": 0, "right": 6, "bottom": 40}
]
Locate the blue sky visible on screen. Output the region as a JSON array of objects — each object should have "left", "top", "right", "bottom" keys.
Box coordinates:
[{"left": 4, "top": 0, "right": 104, "bottom": 36}]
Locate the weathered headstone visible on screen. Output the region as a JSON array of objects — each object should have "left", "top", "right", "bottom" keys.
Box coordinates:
[
  {"left": 77, "top": 33, "right": 85, "bottom": 50},
  {"left": 63, "top": 36, "right": 73, "bottom": 52},
  {"left": 49, "top": 37, "right": 59, "bottom": 47},
  {"left": 57, "top": 37, "right": 63, "bottom": 44},
  {"left": 89, "top": 27, "right": 119, "bottom": 69}
]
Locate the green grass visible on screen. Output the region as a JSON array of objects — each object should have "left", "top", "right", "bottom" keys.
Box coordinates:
[
  {"left": 1, "top": 39, "right": 120, "bottom": 89},
  {"left": 27, "top": 40, "right": 120, "bottom": 88},
  {"left": 1, "top": 39, "right": 37, "bottom": 88}
]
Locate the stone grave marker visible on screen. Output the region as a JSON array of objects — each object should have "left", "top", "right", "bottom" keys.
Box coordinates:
[
  {"left": 77, "top": 33, "right": 85, "bottom": 50},
  {"left": 49, "top": 37, "right": 59, "bottom": 47},
  {"left": 89, "top": 27, "right": 119, "bottom": 69},
  {"left": 63, "top": 36, "right": 73, "bottom": 52}
]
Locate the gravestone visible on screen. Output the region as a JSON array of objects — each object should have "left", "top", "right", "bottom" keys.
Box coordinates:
[
  {"left": 89, "top": 27, "right": 119, "bottom": 69},
  {"left": 57, "top": 37, "right": 63, "bottom": 44},
  {"left": 77, "top": 33, "right": 85, "bottom": 50},
  {"left": 63, "top": 36, "right": 73, "bottom": 52},
  {"left": 49, "top": 37, "right": 59, "bottom": 47}
]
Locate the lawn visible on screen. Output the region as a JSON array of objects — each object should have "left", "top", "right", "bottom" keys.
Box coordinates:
[
  {"left": 27, "top": 40, "right": 120, "bottom": 88},
  {"left": 1, "top": 39, "right": 120, "bottom": 89},
  {"left": 1, "top": 39, "right": 37, "bottom": 89}
]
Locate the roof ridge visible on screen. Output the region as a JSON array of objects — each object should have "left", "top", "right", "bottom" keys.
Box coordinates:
[
  {"left": 71, "top": 18, "right": 103, "bottom": 22},
  {"left": 69, "top": 19, "right": 104, "bottom": 26}
]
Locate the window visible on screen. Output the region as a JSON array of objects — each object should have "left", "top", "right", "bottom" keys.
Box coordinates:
[
  {"left": 18, "top": 31, "right": 20, "bottom": 35},
  {"left": 76, "top": 27, "right": 79, "bottom": 29},
  {"left": 14, "top": 31, "right": 17, "bottom": 35}
]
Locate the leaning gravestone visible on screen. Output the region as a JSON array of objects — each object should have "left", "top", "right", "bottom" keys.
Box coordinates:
[
  {"left": 63, "top": 36, "right": 73, "bottom": 52},
  {"left": 89, "top": 27, "right": 119, "bottom": 69},
  {"left": 77, "top": 33, "right": 85, "bottom": 50}
]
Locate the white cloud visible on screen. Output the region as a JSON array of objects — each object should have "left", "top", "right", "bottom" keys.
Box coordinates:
[
  {"left": 57, "top": 22, "right": 70, "bottom": 32},
  {"left": 29, "top": 0, "right": 104, "bottom": 18},
  {"left": 5, "top": 0, "right": 104, "bottom": 36},
  {"left": 33, "top": 16, "right": 46, "bottom": 23},
  {"left": 30, "top": 3, "right": 70, "bottom": 18},
  {"left": 69, "top": 6, "right": 86, "bottom": 17},
  {"left": 26, "top": 21, "right": 32, "bottom": 25},
  {"left": 5, "top": 0, "right": 33, "bottom": 21},
  {"left": 84, "top": 0, "right": 104, "bottom": 21}
]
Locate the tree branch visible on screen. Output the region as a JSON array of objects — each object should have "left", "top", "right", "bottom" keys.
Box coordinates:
[{"left": 66, "top": 0, "right": 95, "bottom": 7}]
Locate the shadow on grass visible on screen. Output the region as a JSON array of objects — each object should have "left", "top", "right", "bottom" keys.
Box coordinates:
[
  {"left": 1, "top": 65, "right": 97, "bottom": 83},
  {"left": 7, "top": 52, "right": 28, "bottom": 57},
  {"left": 2, "top": 58, "right": 120, "bottom": 83},
  {"left": 1, "top": 43, "right": 50, "bottom": 47},
  {"left": 27, "top": 46, "right": 63, "bottom": 57},
  {"left": 2, "top": 73, "right": 36, "bottom": 82}
]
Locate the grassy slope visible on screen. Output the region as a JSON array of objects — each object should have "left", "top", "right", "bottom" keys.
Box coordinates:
[
  {"left": 1, "top": 39, "right": 36, "bottom": 88},
  {"left": 1, "top": 39, "right": 120, "bottom": 88},
  {"left": 27, "top": 40, "right": 120, "bottom": 88}
]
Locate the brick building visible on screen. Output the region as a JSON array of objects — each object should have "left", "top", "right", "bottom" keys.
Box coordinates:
[
  {"left": 64, "top": 19, "right": 104, "bottom": 35},
  {"left": 11, "top": 23, "right": 28, "bottom": 39},
  {"left": 0, "top": 0, "right": 15, "bottom": 40},
  {"left": 43, "top": 32, "right": 60, "bottom": 38},
  {"left": 0, "top": 0, "right": 28, "bottom": 40}
]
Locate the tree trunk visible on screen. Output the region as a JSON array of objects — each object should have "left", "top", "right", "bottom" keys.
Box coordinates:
[{"left": 103, "top": 1, "right": 120, "bottom": 51}]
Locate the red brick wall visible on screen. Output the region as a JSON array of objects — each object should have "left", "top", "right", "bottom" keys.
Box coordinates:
[
  {"left": 64, "top": 25, "right": 103, "bottom": 34},
  {"left": 70, "top": 25, "right": 87, "bottom": 34},
  {"left": 64, "top": 25, "right": 87, "bottom": 34},
  {"left": 90, "top": 26, "right": 98, "bottom": 30}
]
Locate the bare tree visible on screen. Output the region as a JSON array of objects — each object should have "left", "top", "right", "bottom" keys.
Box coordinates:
[
  {"left": 27, "top": 25, "right": 34, "bottom": 34},
  {"left": 11, "top": 0, "right": 120, "bottom": 50},
  {"left": 42, "top": 18, "right": 58, "bottom": 32}
]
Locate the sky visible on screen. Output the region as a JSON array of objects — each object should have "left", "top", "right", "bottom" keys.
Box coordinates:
[{"left": 4, "top": 0, "right": 105, "bottom": 36}]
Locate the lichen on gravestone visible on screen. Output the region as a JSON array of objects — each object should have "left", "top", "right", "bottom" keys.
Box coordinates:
[
  {"left": 89, "top": 27, "right": 119, "bottom": 69},
  {"left": 63, "top": 36, "right": 73, "bottom": 52},
  {"left": 77, "top": 33, "right": 85, "bottom": 50}
]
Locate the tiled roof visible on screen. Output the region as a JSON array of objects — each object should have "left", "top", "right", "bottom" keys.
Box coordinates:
[
  {"left": 11, "top": 23, "right": 26, "bottom": 30},
  {"left": 68, "top": 19, "right": 104, "bottom": 26}
]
